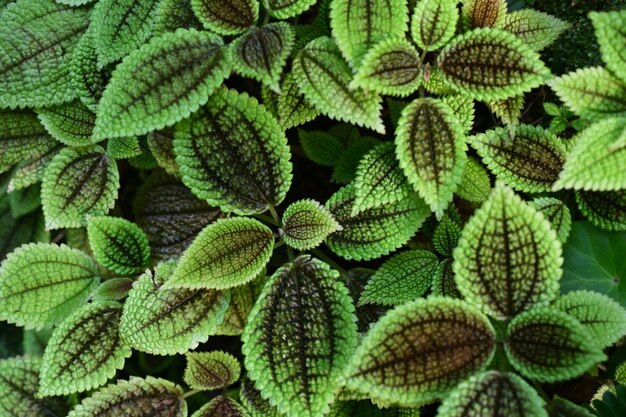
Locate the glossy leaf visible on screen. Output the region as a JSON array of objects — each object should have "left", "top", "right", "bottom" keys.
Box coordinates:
[
  {"left": 277, "top": 73, "right": 320, "bottom": 130},
  {"left": 411, "top": 0, "right": 458, "bottom": 51},
  {"left": 266, "top": 0, "right": 316, "bottom": 19},
  {"left": 37, "top": 100, "right": 97, "bottom": 147},
  {"left": 461, "top": 0, "right": 507, "bottom": 28},
  {"left": 456, "top": 157, "right": 491, "bottom": 203},
  {"left": 192, "top": 396, "right": 251, "bottom": 417},
  {"left": 590, "top": 10, "right": 626, "bottom": 84},
  {"left": 503, "top": 10, "right": 569, "bottom": 51},
  {"left": 191, "top": 0, "right": 258, "bottom": 35},
  {"left": 184, "top": 350, "right": 241, "bottom": 390},
  {"left": 576, "top": 190, "right": 626, "bottom": 232},
  {"left": 282, "top": 199, "right": 342, "bottom": 250},
  {"left": 528, "top": 197, "right": 572, "bottom": 243}
]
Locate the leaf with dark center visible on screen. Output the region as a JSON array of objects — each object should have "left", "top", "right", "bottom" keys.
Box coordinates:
[
  {"left": 184, "top": 351, "right": 241, "bottom": 391},
  {"left": 266, "top": 0, "right": 316, "bottom": 19},
  {"left": 37, "top": 100, "right": 97, "bottom": 147},
  {"left": 192, "top": 396, "right": 251, "bottom": 417},
  {"left": 461, "top": 0, "right": 507, "bottom": 29},
  {"left": 528, "top": 197, "right": 572, "bottom": 243},
  {"left": 282, "top": 199, "right": 342, "bottom": 251},
  {"left": 190, "top": 0, "right": 258, "bottom": 35},
  {"left": 576, "top": 190, "right": 626, "bottom": 232},
  {"left": 503, "top": 9, "right": 569, "bottom": 52},
  {"left": 411, "top": 0, "right": 458, "bottom": 51}
]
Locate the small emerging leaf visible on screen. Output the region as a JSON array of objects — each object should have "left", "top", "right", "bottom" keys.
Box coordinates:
[
  {"left": 456, "top": 157, "right": 491, "bottom": 203},
  {"left": 488, "top": 94, "right": 525, "bottom": 128},
  {"left": 503, "top": 10, "right": 569, "bottom": 51},
  {"left": 528, "top": 197, "right": 572, "bottom": 243},
  {"left": 70, "top": 29, "right": 108, "bottom": 112},
  {"left": 433, "top": 210, "right": 462, "bottom": 256},
  {"left": 576, "top": 190, "right": 626, "bottom": 232},
  {"left": 282, "top": 199, "right": 342, "bottom": 250},
  {"left": 184, "top": 351, "right": 241, "bottom": 391},
  {"left": 91, "top": 278, "right": 135, "bottom": 301},
  {"left": 277, "top": 73, "right": 320, "bottom": 130},
  {"left": 411, "top": 0, "right": 458, "bottom": 51},
  {"left": 191, "top": 0, "right": 258, "bottom": 35}
]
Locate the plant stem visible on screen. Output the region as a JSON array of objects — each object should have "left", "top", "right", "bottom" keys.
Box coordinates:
[
  {"left": 254, "top": 213, "right": 279, "bottom": 226},
  {"left": 311, "top": 248, "right": 347, "bottom": 276},
  {"left": 182, "top": 389, "right": 202, "bottom": 399}
]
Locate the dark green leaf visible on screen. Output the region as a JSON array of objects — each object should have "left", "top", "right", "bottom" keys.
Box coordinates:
[
  {"left": 70, "top": 29, "right": 109, "bottom": 112},
  {"left": 266, "top": 0, "right": 316, "bottom": 19},
  {"left": 576, "top": 190, "right": 626, "bottom": 232},
  {"left": 190, "top": 0, "right": 258, "bottom": 35},
  {"left": 299, "top": 129, "right": 343, "bottom": 166},
  {"left": 192, "top": 396, "right": 251, "bottom": 417},
  {"left": 147, "top": 129, "right": 179, "bottom": 176},
  {"left": 528, "top": 197, "right": 572, "bottom": 243},
  {"left": 277, "top": 73, "right": 320, "bottom": 130}
]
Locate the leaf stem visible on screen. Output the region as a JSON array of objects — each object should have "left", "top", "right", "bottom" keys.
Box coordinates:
[
  {"left": 254, "top": 213, "right": 279, "bottom": 226},
  {"left": 182, "top": 389, "right": 202, "bottom": 399},
  {"left": 267, "top": 205, "right": 281, "bottom": 226}
]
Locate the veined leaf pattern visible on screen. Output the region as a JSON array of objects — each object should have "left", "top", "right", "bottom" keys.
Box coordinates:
[
  {"left": 184, "top": 350, "right": 241, "bottom": 390},
  {"left": 282, "top": 199, "right": 342, "bottom": 251},
  {"left": 192, "top": 396, "right": 251, "bottom": 417},
  {"left": 461, "top": 0, "right": 507, "bottom": 29},
  {"left": 36, "top": 100, "right": 98, "bottom": 147},
  {"left": 528, "top": 197, "right": 572, "bottom": 243},
  {"left": 576, "top": 190, "right": 626, "bottom": 231},
  {"left": 266, "top": 0, "right": 317, "bottom": 19},
  {"left": 590, "top": 10, "right": 626, "bottom": 84},
  {"left": 190, "top": 0, "right": 258, "bottom": 35},
  {"left": 277, "top": 73, "right": 320, "bottom": 130},
  {"left": 503, "top": 10, "right": 569, "bottom": 52},
  {"left": 411, "top": 0, "right": 458, "bottom": 51}
]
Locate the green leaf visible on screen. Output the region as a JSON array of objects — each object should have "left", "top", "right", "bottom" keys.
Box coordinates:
[
  {"left": 0, "top": 243, "right": 100, "bottom": 329},
  {"left": 87, "top": 216, "right": 151, "bottom": 274},
  {"left": 41, "top": 145, "right": 120, "bottom": 230},
  {"left": 293, "top": 37, "right": 384, "bottom": 133},
  {"left": 91, "top": 278, "right": 134, "bottom": 301},
  {"left": 461, "top": 0, "right": 507, "bottom": 29},
  {"left": 277, "top": 73, "right": 320, "bottom": 130},
  {"left": 167, "top": 217, "right": 273, "bottom": 290},
  {"left": 433, "top": 210, "right": 462, "bottom": 256},
  {"left": 504, "top": 306, "right": 606, "bottom": 382},
  {"left": 590, "top": 10, "right": 626, "bottom": 84},
  {"left": 119, "top": 261, "right": 230, "bottom": 355},
  {"left": 299, "top": 129, "right": 343, "bottom": 166},
  {"left": 147, "top": 129, "right": 179, "bottom": 175},
  {"left": 359, "top": 250, "right": 439, "bottom": 306},
  {"left": 436, "top": 371, "right": 547, "bottom": 417},
  {"left": 440, "top": 94, "right": 476, "bottom": 133},
  {"left": 343, "top": 297, "right": 496, "bottom": 405},
  {"left": 431, "top": 259, "right": 461, "bottom": 298},
  {"left": 240, "top": 376, "right": 278, "bottom": 417},
  {"left": 215, "top": 275, "right": 265, "bottom": 336},
  {"left": 411, "top": 0, "right": 458, "bottom": 51},
  {"left": 231, "top": 23, "right": 295, "bottom": 92},
  {"left": 174, "top": 87, "right": 292, "bottom": 215},
  {"left": 330, "top": 0, "right": 408, "bottom": 67},
  {"left": 153, "top": 0, "right": 203, "bottom": 35},
  {"left": 192, "top": 396, "right": 251, "bottom": 417},
  {"left": 554, "top": 290, "right": 626, "bottom": 349},
  {"left": 554, "top": 117, "right": 626, "bottom": 191},
  {"left": 557, "top": 69, "right": 626, "bottom": 125},
  {"left": 8, "top": 185, "right": 41, "bottom": 218},
  {"left": 37, "top": 100, "right": 97, "bottom": 147},
  {"left": 551, "top": 396, "right": 595, "bottom": 417},
  {"left": 282, "top": 199, "right": 342, "bottom": 250},
  {"left": 94, "top": 29, "right": 232, "bottom": 139},
  {"left": 488, "top": 95, "right": 525, "bottom": 128},
  {"left": 266, "top": 0, "right": 316, "bottom": 19},
  {"left": 325, "top": 184, "right": 430, "bottom": 261},
  {"left": 576, "top": 190, "right": 626, "bottom": 232},
  {"left": 242, "top": 255, "right": 358, "bottom": 417},
  {"left": 7, "top": 144, "right": 62, "bottom": 192},
  {"left": 190, "top": 0, "right": 258, "bottom": 35},
  {"left": 67, "top": 376, "right": 187, "bottom": 417},
  {"left": 39, "top": 301, "right": 131, "bottom": 396},
  {"left": 438, "top": 28, "right": 550, "bottom": 101},
  {"left": 453, "top": 182, "right": 563, "bottom": 319},
  {"left": 395, "top": 97, "right": 468, "bottom": 216},
  {"left": 107, "top": 136, "right": 142, "bottom": 159},
  {"left": 470, "top": 124, "right": 567, "bottom": 192},
  {"left": 503, "top": 10, "right": 569, "bottom": 51},
  {"left": 333, "top": 136, "right": 382, "bottom": 183},
  {"left": 70, "top": 29, "right": 109, "bottom": 112},
  {"left": 350, "top": 39, "right": 422, "bottom": 97},
  {"left": 0, "top": 0, "right": 89, "bottom": 108},
  {"left": 528, "top": 197, "right": 572, "bottom": 243},
  {"left": 0, "top": 206, "right": 48, "bottom": 261},
  {"left": 184, "top": 350, "right": 241, "bottom": 390},
  {"left": 456, "top": 157, "right": 491, "bottom": 203}
]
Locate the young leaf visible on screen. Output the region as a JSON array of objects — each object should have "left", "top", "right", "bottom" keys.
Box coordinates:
[
  {"left": 293, "top": 37, "right": 384, "bottom": 133},
  {"left": 350, "top": 39, "right": 422, "bottom": 97},
  {"left": 431, "top": 259, "right": 461, "bottom": 298},
  {"left": 107, "top": 136, "right": 142, "bottom": 159},
  {"left": 167, "top": 217, "right": 274, "bottom": 290},
  {"left": 190, "top": 0, "right": 258, "bottom": 35},
  {"left": 470, "top": 124, "right": 567, "bottom": 192},
  {"left": 192, "top": 396, "right": 251, "bottom": 417},
  {"left": 359, "top": 250, "right": 439, "bottom": 306},
  {"left": 504, "top": 307, "right": 606, "bottom": 382},
  {"left": 456, "top": 157, "right": 491, "bottom": 203},
  {"left": 438, "top": 28, "right": 550, "bottom": 101},
  {"left": 119, "top": 261, "right": 230, "bottom": 355},
  {"left": 277, "top": 73, "right": 320, "bottom": 130},
  {"left": 231, "top": 23, "right": 295, "bottom": 92},
  {"left": 395, "top": 97, "right": 468, "bottom": 216},
  {"left": 553, "top": 290, "right": 626, "bottom": 349},
  {"left": 503, "top": 10, "right": 569, "bottom": 51},
  {"left": 174, "top": 88, "right": 292, "bottom": 215},
  {"left": 299, "top": 129, "right": 343, "bottom": 166},
  {"left": 39, "top": 301, "right": 131, "bottom": 396},
  {"left": 437, "top": 371, "right": 547, "bottom": 417},
  {"left": 453, "top": 183, "right": 563, "bottom": 319},
  {"left": 441, "top": 94, "right": 476, "bottom": 133},
  {"left": 66, "top": 376, "right": 186, "bottom": 417},
  {"left": 488, "top": 94, "right": 525, "bottom": 128},
  {"left": 41, "top": 145, "right": 120, "bottom": 230},
  {"left": 91, "top": 278, "right": 135, "bottom": 301},
  {"left": 0, "top": 243, "right": 100, "bottom": 329},
  {"left": 330, "top": 0, "right": 408, "bottom": 67},
  {"left": 343, "top": 297, "right": 496, "bottom": 405},
  {"left": 282, "top": 199, "right": 342, "bottom": 250},
  {"left": 528, "top": 197, "right": 572, "bottom": 243},
  {"left": 411, "top": 0, "right": 458, "bottom": 51},
  {"left": 215, "top": 275, "right": 265, "bottom": 336},
  {"left": 433, "top": 210, "right": 462, "bottom": 256},
  {"left": 461, "top": 0, "right": 507, "bottom": 29},
  {"left": 147, "top": 129, "right": 179, "bottom": 175},
  {"left": 184, "top": 351, "right": 241, "bottom": 390},
  {"left": 576, "top": 190, "right": 626, "bottom": 232},
  {"left": 87, "top": 216, "right": 151, "bottom": 274},
  {"left": 37, "top": 100, "right": 97, "bottom": 147},
  {"left": 0, "top": 0, "right": 89, "bottom": 108},
  {"left": 590, "top": 10, "right": 626, "bottom": 84},
  {"left": 94, "top": 29, "right": 231, "bottom": 139},
  {"left": 265, "top": 0, "right": 316, "bottom": 19},
  {"left": 325, "top": 184, "right": 430, "bottom": 261},
  {"left": 242, "top": 255, "right": 358, "bottom": 417},
  {"left": 70, "top": 29, "right": 109, "bottom": 112}
]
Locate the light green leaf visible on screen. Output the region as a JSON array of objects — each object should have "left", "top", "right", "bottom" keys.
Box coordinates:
[
  {"left": 431, "top": 259, "right": 461, "bottom": 298},
  {"left": 191, "top": 0, "right": 258, "bottom": 35},
  {"left": 277, "top": 73, "right": 320, "bottom": 130},
  {"left": 91, "top": 278, "right": 134, "bottom": 301},
  {"left": 293, "top": 37, "right": 384, "bottom": 133},
  {"left": 325, "top": 184, "right": 430, "bottom": 261},
  {"left": 266, "top": 0, "right": 316, "bottom": 19},
  {"left": 528, "top": 197, "right": 572, "bottom": 243},
  {"left": 0, "top": 243, "right": 100, "bottom": 329},
  {"left": 395, "top": 97, "right": 468, "bottom": 217},
  {"left": 343, "top": 297, "right": 496, "bottom": 405},
  {"left": 437, "top": 371, "right": 547, "bottom": 417},
  {"left": 299, "top": 129, "right": 343, "bottom": 166},
  {"left": 359, "top": 250, "right": 439, "bottom": 306},
  {"left": 242, "top": 255, "right": 358, "bottom": 417},
  {"left": 461, "top": 0, "right": 507, "bottom": 29},
  {"left": 438, "top": 28, "right": 550, "bottom": 101},
  {"left": 551, "top": 396, "right": 595, "bottom": 417},
  {"left": 67, "top": 376, "right": 187, "bottom": 417},
  {"left": 39, "top": 301, "right": 131, "bottom": 396},
  {"left": 488, "top": 94, "right": 525, "bottom": 128},
  {"left": 107, "top": 136, "right": 142, "bottom": 159},
  {"left": 440, "top": 94, "right": 475, "bottom": 133},
  {"left": 70, "top": 29, "right": 108, "bottom": 112},
  {"left": 94, "top": 29, "right": 232, "bottom": 139},
  {"left": 0, "top": 0, "right": 89, "bottom": 108},
  {"left": 215, "top": 275, "right": 265, "bottom": 336},
  {"left": 37, "top": 100, "right": 97, "bottom": 147},
  {"left": 7, "top": 144, "right": 62, "bottom": 192},
  {"left": 41, "top": 145, "right": 120, "bottom": 230},
  {"left": 456, "top": 157, "right": 491, "bottom": 203},
  {"left": 240, "top": 376, "right": 278, "bottom": 417},
  {"left": 590, "top": 10, "right": 626, "bottom": 84},
  {"left": 184, "top": 351, "right": 241, "bottom": 390},
  {"left": 282, "top": 199, "right": 342, "bottom": 250},
  {"left": 453, "top": 183, "right": 563, "bottom": 319},
  {"left": 504, "top": 10, "right": 569, "bottom": 51},
  {"left": 411, "top": 0, "right": 458, "bottom": 51},
  {"left": 576, "top": 190, "right": 626, "bottom": 232},
  {"left": 433, "top": 209, "right": 462, "bottom": 256},
  {"left": 147, "top": 129, "right": 179, "bottom": 175},
  {"left": 504, "top": 307, "right": 606, "bottom": 382},
  {"left": 119, "top": 261, "right": 230, "bottom": 355},
  {"left": 87, "top": 216, "right": 150, "bottom": 274},
  {"left": 192, "top": 396, "right": 251, "bottom": 417},
  {"left": 174, "top": 87, "right": 292, "bottom": 215}
]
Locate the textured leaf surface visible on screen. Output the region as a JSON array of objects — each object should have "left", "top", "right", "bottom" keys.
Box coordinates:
[
  {"left": 395, "top": 97, "right": 467, "bottom": 216},
  {"left": 504, "top": 307, "right": 606, "bottom": 382},
  {"left": 0, "top": 243, "right": 100, "bottom": 329},
  {"left": 120, "top": 261, "right": 230, "bottom": 355},
  {"left": 453, "top": 183, "right": 562, "bottom": 319},
  {"left": 153, "top": 0, "right": 203, "bottom": 35},
  {"left": 431, "top": 259, "right": 461, "bottom": 298},
  {"left": 344, "top": 297, "right": 496, "bottom": 404},
  {"left": 92, "top": 278, "right": 134, "bottom": 301},
  {"left": 37, "top": 100, "right": 97, "bottom": 147},
  {"left": 433, "top": 210, "right": 462, "bottom": 256},
  {"left": 266, "top": 0, "right": 316, "bottom": 19},
  {"left": 503, "top": 10, "right": 569, "bottom": 51},
  {"left": 95, "top": 29, "right": 231, "bottom": 139},
  {"left": 438, "top": 28, "right": 550, "bottom": 101},
  {"left": 282, "top": 199, "right": 341, "bottom": 250},
  {"left": 411, "top": 0, "right": 458, "bottom": 51},
  {"left": 192, "top": 396, "right": 251, "bottom": 417},
  {"left": 242, "top": 255, "right": 357, "bottom": 417},
  {"left": 461, "top": 0, "right": 507, "bottom": 28},
  {"left": 107, "top": 136, "right": 142, "bottom": 159},
  {"left": 191, "top": 0, "right": 258, "bottom": 35},
  {"left": 325, "top": 185, "right": 430, "bottom": 261},
  {"left": 39, "top": 301, "right": 131, "bottom": 396},
  {"left": 240, "top": 376, "right": 278, "bottom": 417},
  {"left": 293, "top": 37, "right": 384, "bottom": 133},
  {"left": 441, "top": 94, "right": 475, "bottom": 133},
  {"left": 551, "top": 396, "right": 595, "bottom": 417},
  {"left": 528, "top": 197, "right": 571, "bottom": 243},
  {"left": 576, "top": 190, "right": 626, "bottom": 232},
  {"left": 488, "top": 95, "right": 524, "bottom": 128},
  {"left": 184, "top": 351, "right": 240, "bottom": 390},
  {"left": 215, "top": 276, "right": 265, "bottom": 336},
  {"left": 0, "top": 0, "right": 89, "bottom": 108},
  {"left": 456, "top": 157, "right": 491, "bottom": 203},
  {"left": 174, "top": 88, "right": 292, "bottom": 215},
  {"left": 277, "top": 73, "right": 319, "bottom": 130},
  {"left": 147, "top": 129, "right": 179, "bottom": 175},
  {"left": 41, "top": 145, "right": 119, "bottom": 230},
  {"left": 590, "top": 10, "right": 626, "bottom": 84},
  {"left": 470, "top": 125, "right": 566, "bottom": 192},
  {"left": 87, "top": 216, "right": 150, "bottom": 274},
  {"left": 70, "top": 29, "right": 109, "bottom": 112},
  {"left": 7, "top": 144, "right": 62, "bottom": 192},
  {"left": 332, "top": 136, "right": 382, "bottom": 183}
]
